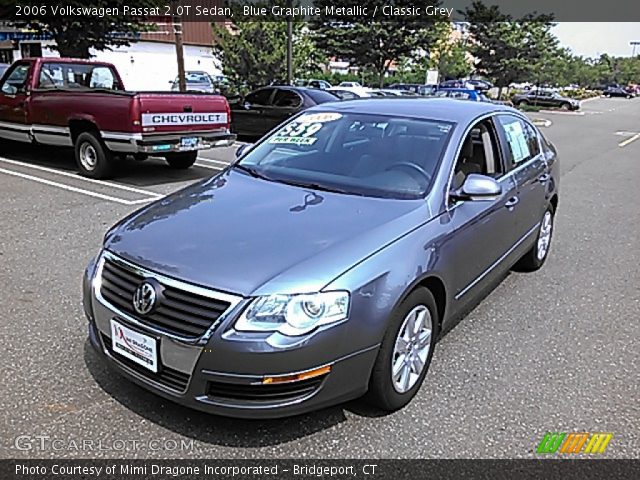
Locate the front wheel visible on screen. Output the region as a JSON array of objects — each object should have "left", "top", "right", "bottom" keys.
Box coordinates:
[
  {"left": 366, "top": 287, "right": 439, "bottom": 411},
  {"left": 515, "top": 204, "right": 555, "bottom": 271},
  {"left": 560, "top": 102, "right": 571, "bottom": 110},
  {"left": 74, "top": 132, "right": 114, "bottom": 179},
  {"left": 165, "top": 151, "right": 197, "bottom": 169},
  {"left": 517, "top": 100, "right": 529, "bottom": 108}
]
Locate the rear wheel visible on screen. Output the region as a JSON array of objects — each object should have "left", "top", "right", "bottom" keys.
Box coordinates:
[
  {"left": 515, "top": 204, "right": 555, "bottom": 271},
  {"left": 165, "top": 152, "right": 197, "bottom": 169},
  {"left": 74, "top": 132, "right": 114, "bottom": 179},
  {"left": 366, "top": 287, "right": 439, "bottom": 411},
  {"left": 517, "top": 100, "right": 529, "bottom": 108}
]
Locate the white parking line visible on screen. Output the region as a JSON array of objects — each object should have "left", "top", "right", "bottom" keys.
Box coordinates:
[
  {"left": 618, "top": 134, "right": 640, "bottom": 148},
  {"left": 531, "top": 118, "right": 552, "bottom": 128},
  {"left": 0, "top": 156, "right": 163, "bottom": 199},
  {"left": 538, "top": 110, "right": 585, "bottom": 116},
  {"left": 196, "top": 157, "right": 230, "bottom": 167},
  {"left": 0, "top": 167, "right": 153, "bottom": 205}
]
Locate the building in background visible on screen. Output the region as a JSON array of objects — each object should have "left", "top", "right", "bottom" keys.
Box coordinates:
[{"left": 0, "top": 21, "right": 222, "bottom": 90}]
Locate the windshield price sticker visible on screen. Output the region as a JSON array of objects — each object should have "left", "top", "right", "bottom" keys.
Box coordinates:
[
  {"left": 297, "top": 112, "right": 343, "bottom": 123},
  {"left": 269, "top": 121, "right": 325, "bottom": 145}
]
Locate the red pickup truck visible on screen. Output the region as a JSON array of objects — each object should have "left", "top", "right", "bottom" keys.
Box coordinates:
[{"left": 0, "top": 58, "right": 235, "bottom": 178}]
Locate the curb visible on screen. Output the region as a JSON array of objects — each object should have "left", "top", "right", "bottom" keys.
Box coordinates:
[{"left": 538, "top": 110, "right": 585, "bottom": 116}]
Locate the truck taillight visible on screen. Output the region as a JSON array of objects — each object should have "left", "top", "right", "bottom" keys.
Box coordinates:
[{"left": 133, "top": 120, "right": 141, "bottom": 126}]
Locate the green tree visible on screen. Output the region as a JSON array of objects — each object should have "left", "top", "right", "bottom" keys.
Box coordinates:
[
  {"left": 617, "top": 56, "right": 640, "bottom": 84},
  {"left": 463, "top": 1, "right": 555, "bottom": 98},
  {"left": 10, "top": 0, "right": 164, "bottom": 58},
  {"left": 310, "top": 0, "right": 445, "bottom": 87},
  {"left": 431, "top": 38, "right": 472, "bottom": 80},
  {"left": 212, "top": 21, "right": 324, "bottom": 88}
]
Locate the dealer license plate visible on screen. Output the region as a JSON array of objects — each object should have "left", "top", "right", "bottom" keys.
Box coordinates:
[
  {"left": 180, "top": 137, "right": 200, "bottom": 149},
  {"left": 110, "top": 319, "right": 158, "bottom": 373}
]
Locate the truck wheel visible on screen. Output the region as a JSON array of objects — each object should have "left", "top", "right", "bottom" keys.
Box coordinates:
[
  {"left": 75, "top": 132, "right": 114, "bottom": 179},
  {"left": 165, "top": 152, "right": 197, "bottom": 169}
]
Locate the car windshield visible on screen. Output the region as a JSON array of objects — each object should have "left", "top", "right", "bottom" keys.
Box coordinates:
[{"left": 235, "top": 112, "right": 454, "bottom": 199}]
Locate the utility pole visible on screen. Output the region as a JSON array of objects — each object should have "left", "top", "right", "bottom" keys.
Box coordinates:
[
  {"left": 631, "top": 41, "right": 640, "bottom": 57},
  {"left": 172, "top": 0, "right": 186, "bottom": 92},
  {"left": 286, "top": 0, "right": 293, "bottom": 84}
]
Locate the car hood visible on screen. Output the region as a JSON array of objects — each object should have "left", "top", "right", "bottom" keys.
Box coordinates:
[{"left": 105, "top": 170, "right": 431, "bottom": 297}]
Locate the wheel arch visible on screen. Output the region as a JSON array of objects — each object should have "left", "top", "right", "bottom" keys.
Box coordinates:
[
  {"left": 68, "top": 118, "right": 100, "bottom": 144},
  {"left": 391, "top": 274, "right": 448, "bottom": 335}
]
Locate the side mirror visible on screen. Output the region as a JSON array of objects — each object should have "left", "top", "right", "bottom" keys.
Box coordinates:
[
  {"left": 235, "top": 143, "right": 253, "bottom": 159},
  {"left": 452, "top": 174, "right": 502, "bottom": 201}
]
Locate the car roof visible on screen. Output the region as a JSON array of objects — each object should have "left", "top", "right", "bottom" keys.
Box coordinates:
[
  {"left": 306, "top": 98, "right": 512, "bottom": 123},
  {"left": 439, "top": 88, "right": 477, "bottom": 93}
]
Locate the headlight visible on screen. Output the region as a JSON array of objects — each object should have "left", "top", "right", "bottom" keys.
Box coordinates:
[{"left": 235, "top": 291, "right": 350, "bottom": 336}]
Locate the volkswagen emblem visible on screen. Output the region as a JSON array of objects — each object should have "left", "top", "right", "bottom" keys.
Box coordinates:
[{"left": 133, "top": 281, "right": 157, "bottom": 316}]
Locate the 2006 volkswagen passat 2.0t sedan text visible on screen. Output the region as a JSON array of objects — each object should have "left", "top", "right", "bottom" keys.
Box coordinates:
[{"left": 83, "top": 99, "right": 559, "bottom": 418}]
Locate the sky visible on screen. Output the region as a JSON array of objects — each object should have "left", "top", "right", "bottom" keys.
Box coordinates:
[{"left": 552, "top": 23, "right": 640, "bottom": 58}]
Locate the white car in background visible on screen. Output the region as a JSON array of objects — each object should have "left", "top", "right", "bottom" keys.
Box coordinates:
[
  {"left": 328, "top": 86, "right": 385, "bottom": 100},
  {"left": 338, "top": 81, "right": 363, "bottom": 88}
]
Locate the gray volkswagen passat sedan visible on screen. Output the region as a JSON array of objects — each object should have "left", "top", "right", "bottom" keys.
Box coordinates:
[{"left": 83, "top": 99, "right": 559, "bottom": 418}]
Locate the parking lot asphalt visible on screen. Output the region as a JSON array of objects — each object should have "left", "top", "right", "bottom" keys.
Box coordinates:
[{"left": 0, "top": 97, "right": 638, "bottom": 459}]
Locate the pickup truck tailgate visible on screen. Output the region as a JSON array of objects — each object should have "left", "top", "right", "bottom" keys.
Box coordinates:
[{"left": 137, "top": 94, "right": 230, "bottom": 134}]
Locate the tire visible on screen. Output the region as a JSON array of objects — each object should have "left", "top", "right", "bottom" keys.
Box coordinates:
[
  {"left": 366, "top": 287, "right": 439, "bottom": 411},
  {"left": 517, "top": 100, "right": 529, "bottom": 107},
  {"left": 560, "top": 103, "right": 571, "bottom": 110},
  {"left": 515, "top": 204, "right": 555, "bottom": 272},
  {"left": 74, "top": 132, "right": 114, "bottom": 179},
  {"left": 165, "top": 151, "right": 197, "bottom": 169}
]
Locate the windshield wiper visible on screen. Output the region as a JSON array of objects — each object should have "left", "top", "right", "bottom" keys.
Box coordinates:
[
  {"left": 234, "top": 164, "right": 274, "bottom": 181},
  {"left": 276, "top": 179, "right": 357, "bottom": 195}
]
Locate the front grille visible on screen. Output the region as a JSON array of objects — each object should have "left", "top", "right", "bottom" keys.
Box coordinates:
[
  {"left": 99, "top": 255, "right": 231, "bottom": 339},
  {"left": 207, "top": 377, "right": 325, "bottom": 404},
  {"left": 101, "top": 333, "right": 190, "bottom": 393}
]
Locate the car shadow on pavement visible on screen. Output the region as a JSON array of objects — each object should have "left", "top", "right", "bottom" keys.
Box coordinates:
[
  {"left": 0, "top": 140, "right": 215, "bottom": 188},
  {"left": 83, "top": 341, "right": 348, "bottom": 447}
]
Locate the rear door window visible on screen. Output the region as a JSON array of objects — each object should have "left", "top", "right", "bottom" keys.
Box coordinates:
[
  {"left": 245, "top": 88, "right": 274, "bottom": 106},
  {"left": 272, "top": 89, "right": 303, "bottom": 108}
]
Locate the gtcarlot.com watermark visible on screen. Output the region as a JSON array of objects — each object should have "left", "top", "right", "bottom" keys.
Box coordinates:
[{"left": 13, "top": 435, "right": 196, "bottom": 453}]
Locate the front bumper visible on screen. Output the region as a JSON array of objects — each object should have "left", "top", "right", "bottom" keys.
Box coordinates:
[
  {"left": 88, "top": 320, "right": 377, "bottom": 418},
  {"left": 83, "top": 256, "right": 378, "bottom": 418}
]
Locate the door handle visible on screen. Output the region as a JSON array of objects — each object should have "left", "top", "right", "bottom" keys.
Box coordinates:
[
  {"left": 539, "top": 173, "right": 550, "bottom": 184},
  {"left": 505, "top": 196, "right": 519, "bottom": 209}
]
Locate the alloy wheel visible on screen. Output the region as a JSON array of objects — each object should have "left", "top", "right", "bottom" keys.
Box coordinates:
[
  {"left": 537, "top": 210, "right": 553, "bottom": 261},
  {"left": 391, "top": 305, "right": 432, "bottom": 393}
]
